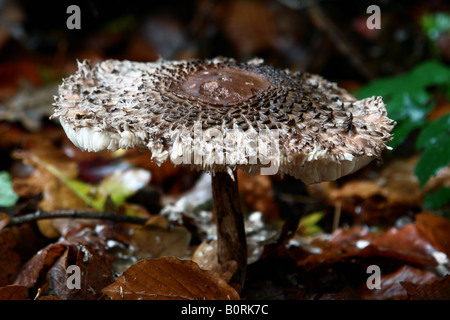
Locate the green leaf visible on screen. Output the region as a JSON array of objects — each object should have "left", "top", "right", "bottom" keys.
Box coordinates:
[
  {"left": 421, "top": 13, "right": 450, "bottom": 41},
  {"left": 355, "top": 61, "right": 450, "bottom": 101},
  {"left": 390, "top": 119, "right": 425, "bottom": 149},
  {"left": 416, "top": 113, "right": 450, "bottom": 149},
  {"left": 424, "top": 187, "right": 450, "bottom": 210},
  {"left": 0, "top": 171, "right": 19, "bottom": 207},
  {"left": 29, "top": 153, "right": 150, "bottom": 211},
  {"left": 98, "top": 169, "right": 151, "bottom": 207},
  {"left": 38, "top": 160, "right": 105, "bottom": 210},
  {"left": 414, "top": 134, "right": 450, "bottom": 187},
  {"left": 298, "top": 211, "right": 324, "bottom": 236},
  {"left": 415, "top": 114, "right": 450, "bottom": 188},
  {"left": 354, "top": 60, "right": 450, "bottom": 148}
]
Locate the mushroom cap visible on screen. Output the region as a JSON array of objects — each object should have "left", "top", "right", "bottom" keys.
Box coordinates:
[{"left": 52, "top": 58, "right": 394, "bottom": 184}]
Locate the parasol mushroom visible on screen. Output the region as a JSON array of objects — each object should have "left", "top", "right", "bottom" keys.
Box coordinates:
[{"left": 51, "top": 57, "right": 394, "bottom": 287}]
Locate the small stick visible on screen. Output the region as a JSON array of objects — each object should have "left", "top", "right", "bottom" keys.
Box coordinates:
[{"left": 6, "top": 210, "right": 149, "bottom": 227}]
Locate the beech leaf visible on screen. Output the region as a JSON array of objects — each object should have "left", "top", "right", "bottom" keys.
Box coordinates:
[{"left": 102, "top": 257, "right": 240, "bottom": 300}]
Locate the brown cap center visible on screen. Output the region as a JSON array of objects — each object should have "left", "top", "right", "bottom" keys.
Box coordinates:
[{"left": 174, "top": 67, "right": 270, "bottom": 105}]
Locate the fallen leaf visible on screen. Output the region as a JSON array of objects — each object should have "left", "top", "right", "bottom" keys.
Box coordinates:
[
  {"left": 415, "top": 212, "right": 450, "bottom": 257},
  {"left": 15, "top": 225, "right": 116, "bottom": 300},
  {"left": 14, "top": 243, "right": 66, "bottom": 289},
  {"left": 12, "top": 137, "right": 88, "bottom": 215},
  {"left": 307, "top": 158, "right": 423, "bottom": 225},
  {"left": 0, "top": 284, "right": 28, "bottom": 300},
  {"left": 192, "top": 240, "right": 237, "bottom": 283},
  {"left": 131, "top": 224, "right": 191, "bottom": 259},
  {"left": 238, "top": 170, "right": 279, "bottom": 219},
  {"left": 298, "top": 223, "right": 441, "bottom": 268},
  {"left": 357, "top": 265, "right": 438, "bottom": 300},
  {"left": 0, "top": 212, "right": 10, "bottom": 231},
  {"left": 0, "top": 230, "right": 21, "bottom": 286},
  {"left": 102, "top": 257, "right": 240, "bottom": 300},
  {"left": 402, "top": 275, "right": 450, "bottom": 300}
]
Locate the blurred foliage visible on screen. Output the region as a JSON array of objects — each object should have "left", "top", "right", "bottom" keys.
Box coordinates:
[
  {"left": 31, "top": 153, "right": 150, "bottom": 212},
  {"left": 356, "top": 62, "right": 450, "bottom": 210},
  {"left": 297, "top": 211, "right": 324, "bottom": 236},
  {"left": 0, "top": 171, "right": 19, "bottom": 207},
  {"left": 421, "top": 12, "right": 450, "bottom": 58}
]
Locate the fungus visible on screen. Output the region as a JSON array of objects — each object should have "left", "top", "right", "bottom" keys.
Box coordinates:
[{"left": 51, "top": 57, "right": 394, "bottom": 287}]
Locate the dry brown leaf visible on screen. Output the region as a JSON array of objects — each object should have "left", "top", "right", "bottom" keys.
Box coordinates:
[
  {"left": 416, "top": 212, "right": 450, "bottom": 258},
  {"left": 357, "top": 265, "right": 438, "bottom": 300},
  {"left": 12, "top": 137, "right": 90, "bottom": 238},
  {"left": 192, "top": 240, "right": 238, "bottom": 283},
  {"left": 402, "top": 275, "right": 450, "bottom": 300},
  {"left": 0, "top": 122, "right": 26, "bottom": 150},
  {"left": 0, "top": 212, "right": 10, "bottom": 231},
  {"left": 0, "top": 284, "right": 28, "bottom": 300},
  {"left": 13, "top": 150, "right": 87, "bottom": 213},
  {"left": 307, "top": 158, "right": 423, "bottom": 224},
  {"left": 238, "top": 170, "right": 279, "bottom": 219},
  {"left": 0, "top": 230, "right": 21, "bottom": 287},
  {"left": 131, "top": 224, "right": 191, "bottom": 259},
  {"left": 102, "top": 257, "right": 240, "bottom": 300},
  {"left": 14, "top": 243, "right": 66, "bottom": 289},
  {"left": 15, "top": 225, "right": 115, "bottom": 300},
  {"left": 298, "top": 223, "right": 440, "bottom": 268}
]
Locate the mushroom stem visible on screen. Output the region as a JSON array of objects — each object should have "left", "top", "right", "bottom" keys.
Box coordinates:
[{"left": 211, "top": 171, "right": 247, "bottom": 286}]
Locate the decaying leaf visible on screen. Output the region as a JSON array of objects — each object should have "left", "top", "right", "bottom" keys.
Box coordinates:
[
  {"left": 12, "top": 136, "right": 152, "bottom": 238},
  {"left": 12, "top": 136, "right": 88, "bottom": 215},
  {"left": 357, "top": 265, "right": 438, "bottom": 300},
  {"left": 402, "top": 274, "right": 450, "bottom": 300},
  {"left": 0, "top": 230, "right": 21, "bottom": 287},
  {"left": 298, "top": 222, "right": 442, "bottom": 268},
  {"left": 192, "top": 240, "right": 238, "bottom": 283},
  {"left": 307, "top": 158, "right": 423, "bottom": 224},
  {"left": 238, "top": 170, "right": 279, "bottom": 219},
  {"left": 102, "top": 256, "right": 240, "bottom": 300},
  {"left": 13, "top": 243, "right": 66, "bottom": 290},
  {"left": 0, "top": 284, "right": 29, "bottom": 300},
  {"left": 0, "top": 212, "right": 11, "bottom": 231},
  {"left": 131, "top": 223, "right": 191, "bottom": 259},
  {"left": 14, "top": 225, "right": 116, "bottom": 300},
  {"left": 415, "top": 212, "right": 450, "bottom": 257}
]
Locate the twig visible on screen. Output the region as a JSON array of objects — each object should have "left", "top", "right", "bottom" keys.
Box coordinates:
[{"left": 7, "top": 210, "right": 149, "bottom": 227}]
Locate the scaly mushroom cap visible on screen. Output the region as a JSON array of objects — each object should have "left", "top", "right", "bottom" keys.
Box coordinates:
[{"left": 52, "top": 58, "right": 394, "bottom": 184}]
